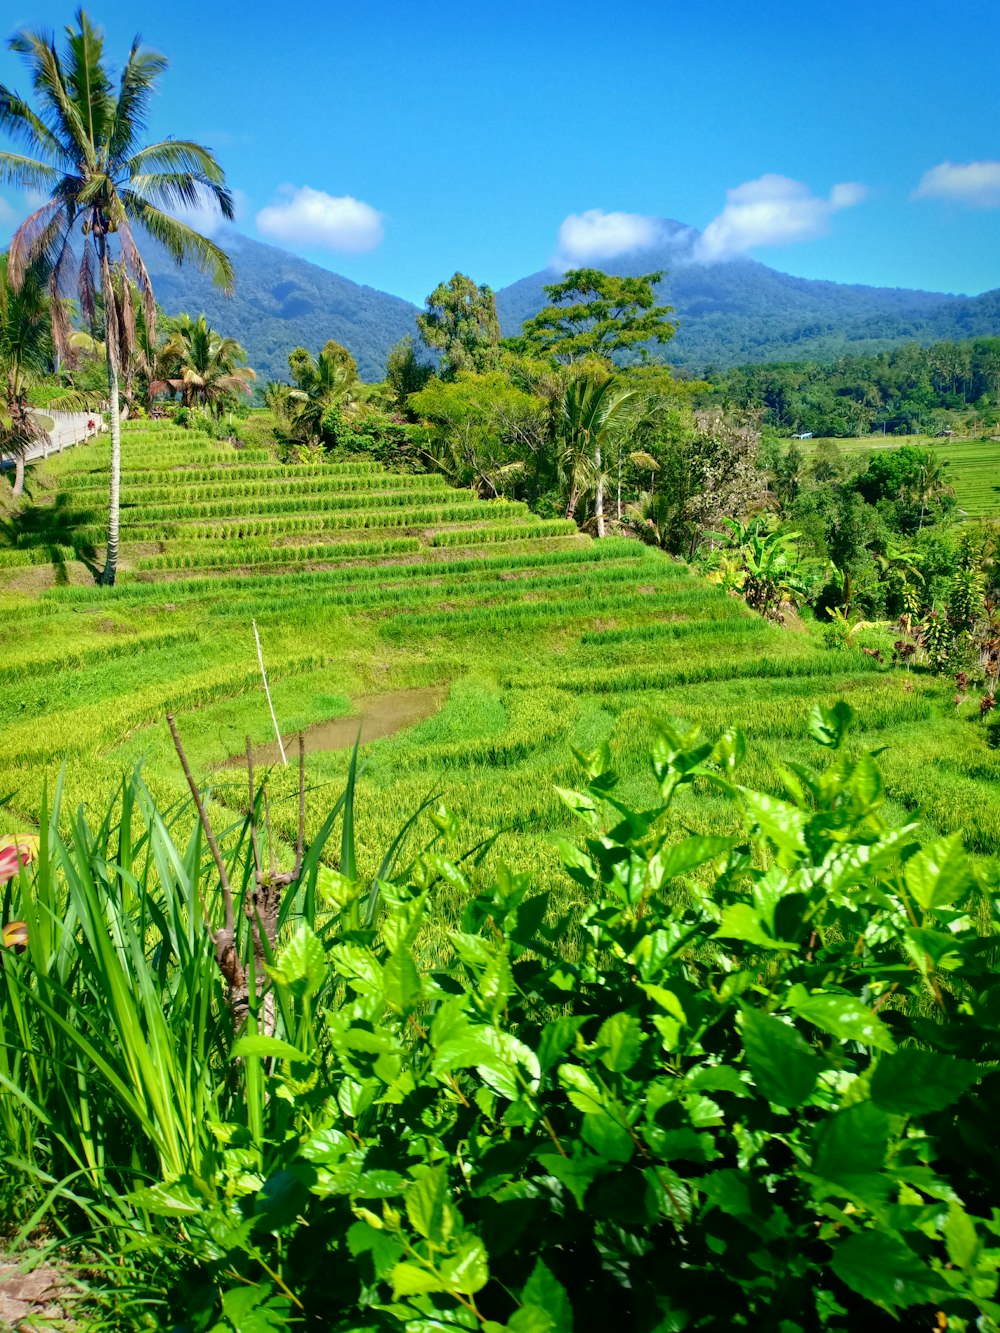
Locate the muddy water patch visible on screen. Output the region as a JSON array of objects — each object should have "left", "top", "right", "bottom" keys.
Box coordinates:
[{"left": 228, "top": 686, "right": 446, "bottom": 767}]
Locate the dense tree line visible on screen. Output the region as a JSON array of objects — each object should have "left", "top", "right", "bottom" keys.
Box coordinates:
[{"left": 712, "top": 338, "right": 1000, "bottom": 436}]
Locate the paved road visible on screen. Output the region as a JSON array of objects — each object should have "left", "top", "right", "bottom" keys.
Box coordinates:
[{"left": 1, "top": 409, "right": 105, "bottom": 468}]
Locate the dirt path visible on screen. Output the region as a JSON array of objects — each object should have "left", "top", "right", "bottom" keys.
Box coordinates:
[
  {"left": 228, "top": 686, "right": 446, "bottom": 767},
  {"left": 0, "top": 1258, "right": 76, "bottom": 1330}
]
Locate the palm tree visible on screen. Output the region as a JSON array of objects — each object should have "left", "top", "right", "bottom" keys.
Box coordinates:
[
  {"left": 153, "top": 314, "right": 254, "bottom": 414},
  {"left": 286, "top": 342, "right": 361, "bottom": 445},
  {"left": 0, "top": 10, "right": 234, "bottom": 583},
  {"left": 557, "top": 376, "right": 636, "bottom": 536},
  {"left": 0, "top": 253, "right": 50, "bottom": 497}
]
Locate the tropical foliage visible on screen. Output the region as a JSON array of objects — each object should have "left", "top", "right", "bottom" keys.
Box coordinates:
[
  {"left": 0, "top": 9, "right": 234, "bottom": 581},
  {"left": 1, "top": 714, "right": 998, "bottom": 1329}
]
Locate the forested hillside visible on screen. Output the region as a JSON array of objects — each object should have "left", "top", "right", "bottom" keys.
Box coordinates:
[
  {"left": 142, "top": 226, "right": 1000, "bottom": 382},
  {"left": 143, "top": 230, "right": 421, "bottom": 382}
]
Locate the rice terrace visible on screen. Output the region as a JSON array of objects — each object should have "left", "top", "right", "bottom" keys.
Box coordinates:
[{"left": 2, "top": 7, "right": 1000, "bottom": 1332}]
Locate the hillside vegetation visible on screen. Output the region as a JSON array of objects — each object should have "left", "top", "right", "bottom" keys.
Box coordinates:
[{"left": 4, "top": 419, "right": 1000, "bottom": 874}]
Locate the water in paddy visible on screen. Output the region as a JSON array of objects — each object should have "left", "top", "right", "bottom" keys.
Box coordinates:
[{"left": 229, "top": 686, "right": 445, "bottom": 767}]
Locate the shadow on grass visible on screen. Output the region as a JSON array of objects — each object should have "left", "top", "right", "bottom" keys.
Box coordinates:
[{"left": 0, "top": 492, "right": 102, "bottom": 582}]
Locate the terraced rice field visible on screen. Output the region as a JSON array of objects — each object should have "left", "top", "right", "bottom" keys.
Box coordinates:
[
  {"left": 3, "top": 420, "right": 1000, "bottom": 888},
  {"left": 805, "top": 434, "right": 1000, "bottom": 517}
]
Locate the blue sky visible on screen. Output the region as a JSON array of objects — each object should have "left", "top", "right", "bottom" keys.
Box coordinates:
[{"left": 1, "top": 0, "right": 998, "bottom": 304}]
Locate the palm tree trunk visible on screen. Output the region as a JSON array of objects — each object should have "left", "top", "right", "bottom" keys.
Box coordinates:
[
  {"left": 595, "top": 443, "right": 605, "bottom": 539},
  {"left": 565, "top": 485, "right": 579, "bottom": 521},
  {"left": 12, "top": 453, "right": 24, "bottom": 498},
  {"left": 98, "top": 235, "right": 121, "bottom": 587},
  {"left": 99, "top": 330, "right": 122, "bottom": 585}
]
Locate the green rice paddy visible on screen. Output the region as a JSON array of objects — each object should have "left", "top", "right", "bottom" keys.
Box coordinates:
[
  {"left": 3, "top": 421, "right": 999, "bottom": 888},
  {"left": 804, "top": 433, "right": 1000, "bottom": 518}
]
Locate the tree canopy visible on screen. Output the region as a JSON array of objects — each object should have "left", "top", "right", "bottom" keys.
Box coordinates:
[
  {"left": 521, "top": 268, "right": 677, "bottom": 365},
  {"left": 417, "top": 273, "right": 502, "bottom": 377}
]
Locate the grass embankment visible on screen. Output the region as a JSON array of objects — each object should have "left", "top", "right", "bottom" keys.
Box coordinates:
[
  {"left": 802, "top": 432, "right": 1000, "bottom": 517},
  {"left": 3, "top": 421, "right": 999, "bottom": 887}
]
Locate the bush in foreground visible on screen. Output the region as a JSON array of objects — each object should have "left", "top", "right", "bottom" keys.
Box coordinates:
[{"left": 1, "top": 706, "right": 998, "bottom": 1330}]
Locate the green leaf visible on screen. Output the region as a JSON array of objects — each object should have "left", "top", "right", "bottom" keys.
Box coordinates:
[
  {"left": 740, "top": 1007, "right": 822, "bottom": 1107},
  {"left": 439, "top": 1237, "right": 489, "bottom": 1294},
  {"left": 521, "top": 1258, "right": 573, "bottom": 1332},
  {"left": 390, "top": 1262, "right": 447, "bottom": 1298},
  {"left": 791, "top": 992, "right": 896, "bottom": 1052},
  {"left": 904, "top": 834, "right": 972, "bottom": 911},
  {"left": 658, "top": 835, "right": 733, "bottom": 881},
  {"left": 265, "top": 923, "right": 325, "bottom": 998},
  {"left": 126, "top": 1177, "right": 204, "bottom": 1217},
  {"left": 537, "top": 1016, "right": 588, "bottom": 1074},
  {"left": 740, "top": 789, "right": 808, "bottom": 855},
  {"left": 870, "top": 1050, "right": 979, "bottom": 1116},
  {"left": 715, "top": 903, "right": 796, "bottom": 950},
  {"left": 812, "top": 1103, "right": 890, "bottom": 1207},
  {"left": 581, "top": 1110, "right": 634, "bottom": 1162},
  {"left": 596, "top": 1011, "right": 645, "bottom": 1073},
  {"left": 944, "top": 1202, "right": 980, "bottom": 1271},
  {"left": 558, "top": 1063, "right": 605, "bottom": 1114},
  {"left": 808, "top": 700, "right": 855, "bottom": 749},
  {"left": 406, "top": 1167, "right": 450, "bottom": 1243},
  {"left": 830, "top": 1231, "right": 943, "bottom": 1311},
  {"left": 849, "top": 753, "right": 883, "bottom": 813},
  {"left": 230, "top": 1035, "right": 310, "bottom": 1064},
  {"left": 554, "top": 786, "right": 599, "bottom": 827},
  {"left": 383, "top": 947, "right": 423, "bottom": 1015}
]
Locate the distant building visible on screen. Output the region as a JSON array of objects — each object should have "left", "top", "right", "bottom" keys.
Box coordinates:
[{"left": 791, "top": 431, "right": 813, "bottom": 440}]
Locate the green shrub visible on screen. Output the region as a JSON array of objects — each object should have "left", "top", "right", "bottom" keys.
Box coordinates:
[{"left": 1, "top": 708, "right": 997, "bottom": 1328}]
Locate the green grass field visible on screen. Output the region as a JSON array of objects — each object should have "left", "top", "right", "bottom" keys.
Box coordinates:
[
  {"left": 803, "top": 433, "right": 1000, "bottom": 517},
  {"left": 3, "top": 421, "right": 1000, "bottom": 889}
]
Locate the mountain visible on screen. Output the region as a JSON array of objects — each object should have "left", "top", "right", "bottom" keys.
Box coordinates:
[
  {"left": 493, "top": 221, "right": 999, "bottom": 372},
  {"left": 142, "top": 230, "right": 421, "bottom": 383},
  {"left": 142, "top": 223, "right": 1000, "bottom": 382}
]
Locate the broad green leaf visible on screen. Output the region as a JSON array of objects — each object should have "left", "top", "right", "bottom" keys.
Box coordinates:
[
  {"left": 870, "top": 1050, "right": 979, "bottom": 1116},
  {"left": 581, "top": 1109, "right": 634, "bottom": 1162},
  {"left": 554, "top": 786, "right": 599, "bottom": 827},
  {"left": 740, "top": 1007, "right": 822, "bottom": 1107},
  {"left": 830, "top": 1231, "right": 943, "bottom": 1311},
  {"left": 439, "top": 1237, "right": 489, "bottom": 1294},
  {"left": 406, "top": 1167, "right": 450, "bottom": 1243},
  {"left": 390, "top": 1262, "right": 447, "bottom": 1297},
  {"left": 383, "top": 947, "right": 423, "bottom": 1015},
  {"left": 535, "top": 1151, "right": 600, "bottom": 1210},
  {"left": 596, "top": 1011, "right": 644, "bottom": 1073},
  {"left": 740, "top": 789, "right": 808, "bottom": 855},
  {"left": 230, "top": 1034, "right": 310, "bottom": 1064},
  {"left": 849, "top": 753, "right": 883, "bottom": 814},
  {"left": 127, "top": 1177, "right": 204, "bottom": 1216},
  {"left": 699, "top": 1168, "right": 751, "bottom": 1217},
  {"left": 791, "top": 992, "right": 896, "bottom": 1052},
  {"left": 521, "top": 1258, "right": 573, "bottom": 1332},
  {"left": 812, "top": 1103, "right": 889, "bottom": 1204},
  {"left": 558, "top": 1063, "right": 604, "bottom": 1114},
  {"left": 808, "top": 700, "right": 855, "bottom": 749},
  {"left": 944, "top": 1202, "right": 980, "bottom": 1270},
  {"left": 905, "top": 834, "right": 972, "bottom": 911},
  {"left": 537, "top": 1016, "right": 588, "bottom": 1073},
  {"left": 265, "top": 923, "right": 324, "bottom": 998},
  {"left": 715, "top": 903, "right": 796, "bottom": 950},
  {"left": 658, "top": 835, "right": 733, "bottom": 881}
]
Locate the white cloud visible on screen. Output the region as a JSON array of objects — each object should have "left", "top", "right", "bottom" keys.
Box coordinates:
[
  {"left": 553, "top": 208, "right": 668, "bottom": 267},
  {"left": 912, "top": 160, "right": 1000, "bottom": 208},
  {"left": 695, "top": 174, "right": 868, "bottom": 262},
  {"left": 255, "top": 185, "right": 384, "bottom": 252}
]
